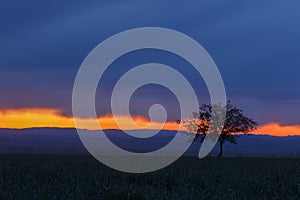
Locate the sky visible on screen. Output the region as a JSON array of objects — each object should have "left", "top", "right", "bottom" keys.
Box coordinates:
[{"left": 0, "top": 0, "right": 300, "bottom": 136}]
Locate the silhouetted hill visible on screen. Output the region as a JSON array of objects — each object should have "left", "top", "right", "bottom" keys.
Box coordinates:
[{"left": 0, "top": 128, "right": 299, "bottom": 157}]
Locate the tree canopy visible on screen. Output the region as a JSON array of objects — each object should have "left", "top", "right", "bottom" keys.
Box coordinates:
[{"left": 182, "top": 101, "right": 258, "bottom": 157}]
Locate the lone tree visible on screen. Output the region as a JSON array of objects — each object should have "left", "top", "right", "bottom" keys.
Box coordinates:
[{"left": 182, "top": 101, "right": 258, "bottom": 157}]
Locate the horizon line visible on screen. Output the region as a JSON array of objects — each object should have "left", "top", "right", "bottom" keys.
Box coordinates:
[
  {"left": 1, "top": 108, "right": 300, "bottom": 137},
  {"left": 1, "top": 127, "right": 300, "bottom": 137}
]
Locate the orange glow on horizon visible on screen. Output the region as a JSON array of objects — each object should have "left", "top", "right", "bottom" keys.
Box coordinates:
[
  {"left": 253, "top": 122, "right": 300, "bottom": 136},
  {"left": 0, "top": 108, "right": 299, "bottom": 136},
  {"left": 0, "top": 108, "right": 179, "bottom": 131}
]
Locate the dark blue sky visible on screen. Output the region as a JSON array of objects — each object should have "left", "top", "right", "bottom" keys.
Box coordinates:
[{"left": 0, "top": 0, "right": 300, "bottom": 125}]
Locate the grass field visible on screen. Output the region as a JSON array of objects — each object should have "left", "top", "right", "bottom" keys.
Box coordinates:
[{"left": 0, "top": 155, "right": 299, "bottom": 199}]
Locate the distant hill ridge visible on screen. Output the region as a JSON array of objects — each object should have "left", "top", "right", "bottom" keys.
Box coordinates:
[{"left": 0, "top": 128, "right": 299, "bottom": 157}]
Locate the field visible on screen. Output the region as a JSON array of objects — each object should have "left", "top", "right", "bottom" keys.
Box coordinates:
[{"left": 0, "top": 155, "right": 299, "bottom": 199}]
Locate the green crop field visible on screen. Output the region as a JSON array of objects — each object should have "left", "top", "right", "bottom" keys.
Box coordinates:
[{"left": 0, "top": 154, "right": 299, "bottom": 199}]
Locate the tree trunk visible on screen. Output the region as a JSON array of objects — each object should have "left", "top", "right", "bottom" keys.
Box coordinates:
[{"left": 218, "top": 140, "right": 223, "bottom": 157}]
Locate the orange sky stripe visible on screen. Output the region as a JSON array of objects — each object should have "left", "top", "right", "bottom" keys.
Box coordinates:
[{"left": 0, "top": 108, "right": 299, "bottom": 136}]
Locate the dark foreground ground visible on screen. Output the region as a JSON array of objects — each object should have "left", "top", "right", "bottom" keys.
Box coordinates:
[{"left": 0, "top": 155, "right": 300, "bottom": 199}]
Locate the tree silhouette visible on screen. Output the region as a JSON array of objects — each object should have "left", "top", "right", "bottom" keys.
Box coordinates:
[{"left": 182, "top": 101, "right": 258, "bottom": 157}]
